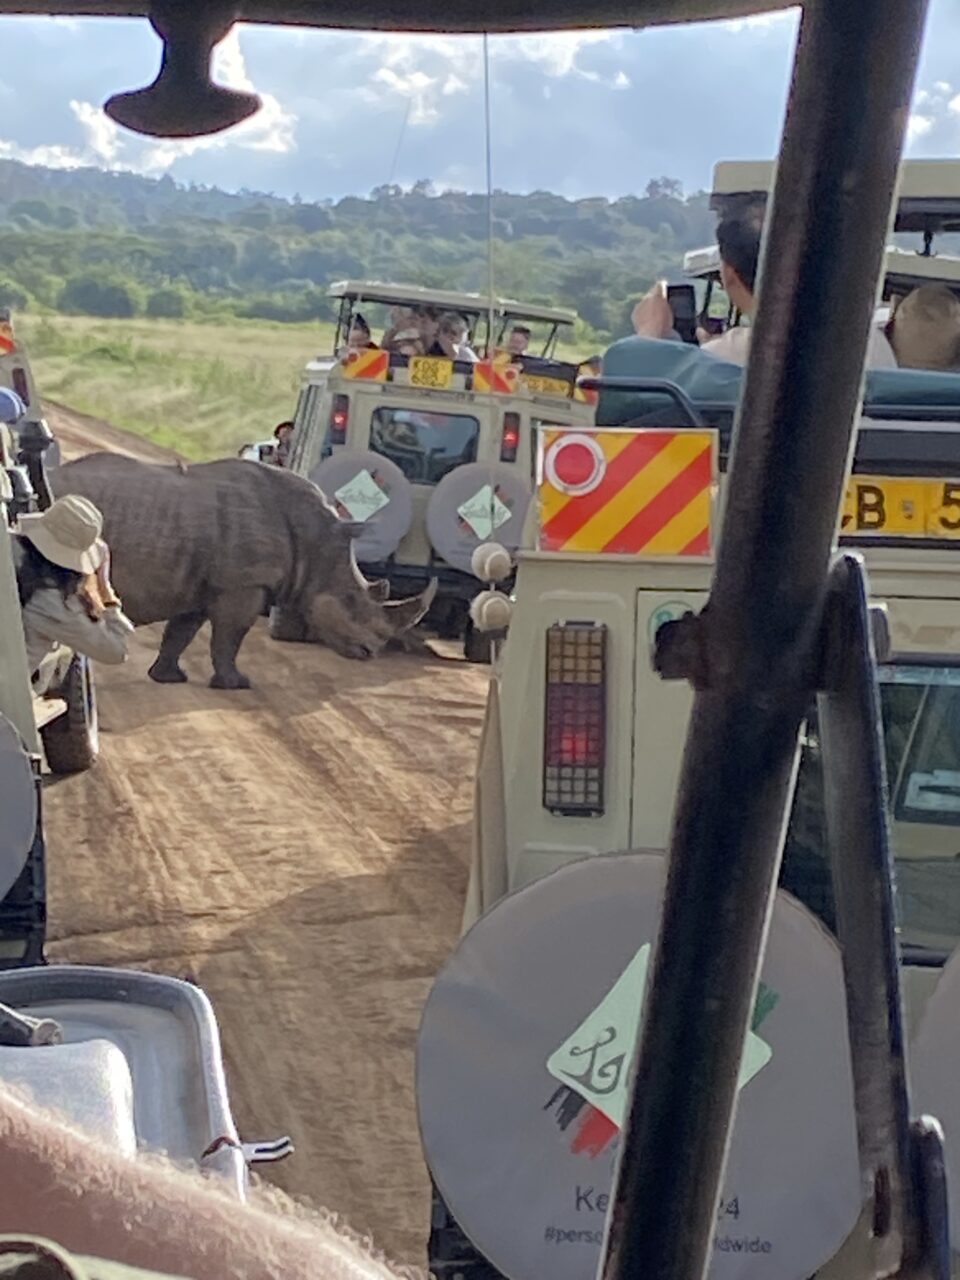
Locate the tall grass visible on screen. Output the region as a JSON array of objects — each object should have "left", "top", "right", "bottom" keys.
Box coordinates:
[{"left": 19, "top": 315, "right": 336, "bottom": 461}]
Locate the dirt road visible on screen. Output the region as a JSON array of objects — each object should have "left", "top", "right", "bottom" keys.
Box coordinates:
[
  {"left": 39, "top": 411, "right": 489, "bottom": 1265},
  {"left": 44, "top": 399, "right": 186, "bottom": 465}
]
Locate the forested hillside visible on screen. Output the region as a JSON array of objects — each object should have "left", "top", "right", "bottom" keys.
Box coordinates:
[{"left": 0, "top": 160, "right": 715, "bottom": 340}]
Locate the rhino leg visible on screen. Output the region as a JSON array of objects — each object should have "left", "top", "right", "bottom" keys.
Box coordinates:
[
  {"left": 149, "top": 612, "right": 206, "bottom": 684},
  {"left": 208, "top": 588, "right": 263, "bottom": 690}
]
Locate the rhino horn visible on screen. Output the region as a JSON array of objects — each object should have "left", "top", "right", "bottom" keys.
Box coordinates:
[
  {"left": 382, "top": 578, "right": 437, "bottom": 633},
  {"left": 348, "top": 538, "right": 390, "bottom": 600}
]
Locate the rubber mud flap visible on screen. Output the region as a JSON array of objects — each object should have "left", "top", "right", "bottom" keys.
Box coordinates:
[
  {"left": 416, "top": 852, "right": 861, "bottom": 1280},
  {"left": 40, "top": 654, "right": 98, "bottom": 775},
  {"left": 311, "top": 451, "right": 412, "bottom": 561},
  {"left": 426, "top": 463, "right": 531, "bottom": 575},
  {"left": 0, "top": 713, "right": 36, "bottom": 902}
]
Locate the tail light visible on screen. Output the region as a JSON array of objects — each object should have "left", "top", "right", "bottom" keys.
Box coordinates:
[
  {"left": 543, "top": 621, "right": 607, "bottom": 816},
  {"left": 328, "top": 394, "right": 348, "bottom": 445},
  {"left": 500, "top": 411, "right": 520, "bottom": 463},
  {"left": 12, "top": 367, "right": 29, "bottom": 406}
]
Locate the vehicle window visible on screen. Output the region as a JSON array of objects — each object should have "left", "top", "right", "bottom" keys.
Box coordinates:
[
  {"left": 369, "top": 406, "right": 479, "bottom": 485},
  {"left": 781, "top": 665, "right": 960, "bottom": 957}
]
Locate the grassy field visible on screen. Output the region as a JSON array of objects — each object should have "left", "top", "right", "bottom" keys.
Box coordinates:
[
  {"left": 18, "top": 313, "right": 593, "bottom": 461},
  {"left": 19, "top": 315, "right": 336, "bottom": 461}
]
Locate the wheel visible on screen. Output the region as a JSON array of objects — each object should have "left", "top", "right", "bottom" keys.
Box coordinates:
[
  {"left": 463, "top": 621, "right": 493, "bottom": 664},
  {"left": 268, "top": 604, "right": 307, "bottom": 643},
  {"left": 434, "top": 600, "right": 467, "bottom": 640},
  {"left": 40, "top": 654, "right": 98, "bottom": 774}
]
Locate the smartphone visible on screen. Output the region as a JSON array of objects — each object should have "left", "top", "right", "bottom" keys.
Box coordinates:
[{"left": 665, "top": 283, "right": 699, "bottom": 345}]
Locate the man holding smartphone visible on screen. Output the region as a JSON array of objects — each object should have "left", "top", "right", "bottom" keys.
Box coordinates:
[{"left": 633, "top": 205, "right": 897, "bottom": 369}]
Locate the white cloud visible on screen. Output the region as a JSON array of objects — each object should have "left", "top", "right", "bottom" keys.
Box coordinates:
[
  {"left": 613, "top": 70, "right": 630, "bottom": 90},
  {"left": 720, "top": 7, "right": 799, "bottom": 33},
  {"left": 0, "top": 26, "right": 297, "bottom": 178},
  {"left": 908, "top": 113, "right": 934, "bottom": 141}
]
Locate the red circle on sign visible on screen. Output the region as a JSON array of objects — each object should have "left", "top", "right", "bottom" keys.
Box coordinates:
[
  {"left": 544, "top": 434, "right": 606, "bottom": 496},
  {"left": 552, "top": 441, "right": 597, "bottom": 488}
]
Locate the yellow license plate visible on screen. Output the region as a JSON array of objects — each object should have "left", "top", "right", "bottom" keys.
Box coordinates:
[
  {"left": 409, "top": 356, "right": 453, "bottom": 389},
  {"left": 842, "top": 475, "right": 960, "bottom": 539},
  {"left": 523, "top": 373, "right": 571, "bottom": 398}
]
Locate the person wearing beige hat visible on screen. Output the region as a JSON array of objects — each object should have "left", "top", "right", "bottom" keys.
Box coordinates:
[{"left": 13, "top": 494, "right": 134, "bottom": 676}]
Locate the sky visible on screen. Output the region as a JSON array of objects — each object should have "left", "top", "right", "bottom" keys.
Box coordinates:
[{"left": 0, "top": 2, "right": 958, "bottom": 202}]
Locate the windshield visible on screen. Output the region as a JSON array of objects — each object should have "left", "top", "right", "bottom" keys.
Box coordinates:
[
  {"left": 782, "top": 664, "right": 960, "bottom": 958},
  {"left": 369, "top": 406, "right": 479, "bottom": 485}
]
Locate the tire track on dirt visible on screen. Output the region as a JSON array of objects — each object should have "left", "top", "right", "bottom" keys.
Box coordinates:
[{"left": 42, "top": 610, "right": 489, "bottom": 1264}]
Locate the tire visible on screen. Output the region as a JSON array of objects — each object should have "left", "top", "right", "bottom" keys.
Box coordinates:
[
  {"left": 463, "top": 621, "right": 493, "bottom": 665},
  {"left": 40, "top": 655, "right": 99, "bottom": 775}
]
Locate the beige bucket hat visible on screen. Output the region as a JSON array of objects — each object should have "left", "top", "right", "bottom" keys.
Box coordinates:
[{"left": 17, "top": 495, "right": 106, "bottom": 575}]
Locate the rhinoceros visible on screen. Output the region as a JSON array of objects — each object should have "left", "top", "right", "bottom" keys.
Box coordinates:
[{"left": 51, "top": 453, "right": 436, "bottom": 689}]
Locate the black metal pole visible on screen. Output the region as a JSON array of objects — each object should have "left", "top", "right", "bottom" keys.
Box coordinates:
[{"left": 599, "top": 4, "right": 929, "bottom": 1280}]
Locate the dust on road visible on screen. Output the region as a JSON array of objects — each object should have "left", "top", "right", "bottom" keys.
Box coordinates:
[{"left": 41, "top": 614, "right": 488, "bottom": 1266}]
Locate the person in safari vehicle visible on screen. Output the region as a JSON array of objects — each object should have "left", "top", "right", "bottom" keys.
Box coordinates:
[
  {"left": 634, "top": 205, "right": 899, "bottom": 369},
  {"left": 426, "top": 312, "right": 478, "bottom": 363}
]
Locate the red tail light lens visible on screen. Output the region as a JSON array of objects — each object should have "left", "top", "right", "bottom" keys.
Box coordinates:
[
  {"left": 12, "top": 367, "right": 29, "bottom": 406},
  {"left": 328, "top": 394, "right": 349, "bottom": 445},
  {"left": 543, "top": 622, "right": 607, "bottom": 815},
  {"left": 500, "top": 412, "right": 520, "bottom": 463}
]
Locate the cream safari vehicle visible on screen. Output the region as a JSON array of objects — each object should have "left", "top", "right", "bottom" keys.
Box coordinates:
[
  {"left": 416, "top": 335, "right": 960, "bottom": 1280},
  {"left": 683, "top": 158, "right": 960, "bottom": 334},
  {"left": 285, "top": 280, "right": 596, "bottom": 660}
]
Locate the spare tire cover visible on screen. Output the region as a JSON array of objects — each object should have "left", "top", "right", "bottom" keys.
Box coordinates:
[
  {"left": 426, "top": 463, "right": 532, "bottom": 575},
  {"left": 311, "top": 450, "right": 413, "bottom": 561},
  {"left": 0, "top": 712, "right": 36, "bottom": 900},
  {"left": 417, "top": 852, "right": 860, "bottom": 1280}
]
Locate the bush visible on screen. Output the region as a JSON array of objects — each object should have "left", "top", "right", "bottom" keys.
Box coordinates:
[
  {"left": 146, "top": 287, "right": 188, "bottom": 319},
  {"left": 0, "top": 278, "right": 30, "bottom": 311},
  {"left": 59, "top": 274, "right": 142, "bottom": 318}
]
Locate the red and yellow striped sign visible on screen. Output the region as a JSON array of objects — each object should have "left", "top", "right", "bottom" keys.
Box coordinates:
[
  {"left": 473, "top": 359, "right": 519, "bottom": 395},
  {"left": 0, "top": 319, "right": 15, "bottom": 355},
  {"left": 342, "top": 347, "right": 389, "bottom": 381},
  {"left": 538, "top": 427, "right": 716, "bottom": 557}
]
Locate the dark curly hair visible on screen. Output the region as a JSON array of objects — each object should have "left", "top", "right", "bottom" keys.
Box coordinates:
[{"left": 13, "top": 536, "right": 83, "bottom": 607}]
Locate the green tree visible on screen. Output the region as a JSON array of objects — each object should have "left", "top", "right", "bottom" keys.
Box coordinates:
[
  {"left": 146, "top": 286, "right": 189, "bottom": 318},
  {"left": 59, "top": 274, "right": 142, "bottom": 318}
]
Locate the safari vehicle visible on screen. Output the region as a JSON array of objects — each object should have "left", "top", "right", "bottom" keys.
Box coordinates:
[
  {"left": 1, "top": 405, "right": 100, "bottom": 776},
  {"left": 419, "top": 338, "right": 960, "bottom": 1280},
  {"left": 287, "top": 281, "right": 596, "bottom": 659}
]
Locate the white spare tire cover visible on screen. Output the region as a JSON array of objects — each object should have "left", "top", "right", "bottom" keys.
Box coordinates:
[
  {"left": 426, "top": 463, "right": 531, "bottom": 575},
  {"left": 311, "top": 451, "right": 412, "bottom": 561},
  {"left": 0, "top": 712, "right": 37, "bottom": 900},
  {"left": 417, "top": 852, "right": 860, "bottom": 1280}
]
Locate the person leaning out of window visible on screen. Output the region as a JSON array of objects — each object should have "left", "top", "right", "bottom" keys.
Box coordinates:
[{"left": 13, "top": 494, "right": 134, "bottom": 678}]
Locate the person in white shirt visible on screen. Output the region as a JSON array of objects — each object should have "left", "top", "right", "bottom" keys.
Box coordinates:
[
  {"left": 14, "top": 494, "right": 133, "bottom": 678},
  {"left": 633, "top": 206, "right": 898, "bottom": 370}
]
